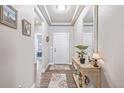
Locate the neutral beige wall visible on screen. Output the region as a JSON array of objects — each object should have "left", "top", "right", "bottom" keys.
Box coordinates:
[
  {"left": 98, "top": 6, "right": 124, "bottom": 87},
  {"left": 73, "top": 5, "right": 110, "bottom": 88},
  {"left": 0, "top": 5, "right": 34, "bottom": 88},
  {"left": 0, "top": 18, "right": 16, "bottom": 88},
  {"left": 41, "top": 22, "right": 49, "bottom": 71}
]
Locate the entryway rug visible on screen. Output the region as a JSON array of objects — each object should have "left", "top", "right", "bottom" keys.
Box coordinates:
[
  {"left": 48, "top": 73, "right": 68, "bottom": 88},
  {"left": 49, "top": 65, "right": 70, "bottom": 70}
]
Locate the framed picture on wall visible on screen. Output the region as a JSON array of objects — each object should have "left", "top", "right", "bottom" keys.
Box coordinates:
[
  {"left": 22, "top": 19, "right": 31, "bottom": 37},
  {"left": 0, "top": 5, "right": 17, "bottom": 29},
  {"left": 0, "top": 6, "right": 1, "bottom": 22},
  {"left": 46, "top": 36, "right": 49, "bottom": 42}
]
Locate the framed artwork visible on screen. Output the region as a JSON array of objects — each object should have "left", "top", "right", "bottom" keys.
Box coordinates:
[
  {"left": 22, "top": 19, "right": 31, "bottom": 36},
  {"left": 0, "top": 5, "right": 17, "bottom": 29},
  {"left": 46, "top": 36, "right": 49, "bottom": 42},
  {"left": 0, "top": 6, "right": 1, "bottom": 21}
]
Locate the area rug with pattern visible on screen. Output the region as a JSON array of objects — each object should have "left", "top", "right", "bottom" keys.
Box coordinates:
[{"left": 48, "top": 73, "right": 68, "bottom": 88}]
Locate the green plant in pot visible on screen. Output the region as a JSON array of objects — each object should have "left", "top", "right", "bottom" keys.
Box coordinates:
[{"left": 75, "top": 44, "right": 88, "bottom": 64}]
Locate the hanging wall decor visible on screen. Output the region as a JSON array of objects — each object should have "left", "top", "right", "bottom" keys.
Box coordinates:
[
  {"left": 0, "top": 5, "right": 17, "bottom": 29},
  {"left": 22, "top": 19, "right": 31, "bottom": 36},
  {"left": 46, "top": 36, "right": 49, "bottom": 42}
]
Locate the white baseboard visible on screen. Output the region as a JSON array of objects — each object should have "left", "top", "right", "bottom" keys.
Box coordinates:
[
  {"left": 49, "top": 62, "right": 72, "bottom": 65},
  {"left": 45, "top": 63, "right": 49, "bottom": 71},
  {"left": 68, "top": 62, "right": 72, "bottom": 65},
  {"left": 101, "top": 64, "right": 115, "bottom": 88},
  {"left": 30, "top": 83, "right": 36, "bottom": 88},
  {"left": 49, "top": 63, "right": 54, "bottom": 65},
  {"left": 41, "top": 63, "right": 50, "bottom": 73}
]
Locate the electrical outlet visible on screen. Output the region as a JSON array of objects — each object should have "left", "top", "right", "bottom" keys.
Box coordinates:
[{"left": 18, "top": 84, "right": 22, "bottom": 88}]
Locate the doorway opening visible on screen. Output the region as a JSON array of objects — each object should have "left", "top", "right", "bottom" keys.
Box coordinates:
[{"left": 34, "top": 8, "right": 43, "bottom": 87}]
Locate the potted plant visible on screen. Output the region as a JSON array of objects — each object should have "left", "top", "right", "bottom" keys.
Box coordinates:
[{"left": 75, "top": 44, "right": 88, "bottom": 64}]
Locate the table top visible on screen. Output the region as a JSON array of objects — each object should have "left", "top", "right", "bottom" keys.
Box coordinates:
[{"left": 72, "top": 57, "right": 101, "bottom": 69}]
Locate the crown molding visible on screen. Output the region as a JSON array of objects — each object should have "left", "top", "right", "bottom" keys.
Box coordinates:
[
  {"left": 83, "top": 22, "right": 93, "bottom": 26},
  {"left": 34, "top": 6, "right": 44, "bottom": 22},
  {"left": 51, "top": 22, "right": 72, "bottom": 26},
  {"left": 43, "top": 5, "right": 52, "bottom": 23},
  {"left": 37, "top": 5, "right": 51, "bottom": 25},
  {"left": 38, "top": 5, "right": 84, "bottom": 26},
  {"left": 71, "top": 5, "right": 85, "bottom": 25}
]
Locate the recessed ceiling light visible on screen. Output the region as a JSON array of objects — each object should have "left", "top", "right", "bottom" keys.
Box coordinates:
[{"left": 56, "top": 5, "right": 67, "bottom": 11}]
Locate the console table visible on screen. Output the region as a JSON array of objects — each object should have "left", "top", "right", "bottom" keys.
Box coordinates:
[{"left": 72, "top": 57, "right": 101, "bottom": 88}]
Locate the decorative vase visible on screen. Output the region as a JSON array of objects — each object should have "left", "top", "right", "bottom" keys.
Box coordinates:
[{"left": 80, "top": 57, "right": 85, "bottom": 64}]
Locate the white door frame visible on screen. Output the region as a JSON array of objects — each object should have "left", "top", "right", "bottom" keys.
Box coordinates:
[{"left": 52, "top": 32, "right": 70, "bottom": 65}]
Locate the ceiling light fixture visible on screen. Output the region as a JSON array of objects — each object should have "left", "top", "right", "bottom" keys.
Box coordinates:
[{"left": 56, "top": 5, "right": 67, "bottom": 11}]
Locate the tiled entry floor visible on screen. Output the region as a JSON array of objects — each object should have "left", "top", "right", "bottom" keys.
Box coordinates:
[{"left": 39, "top": 65, "right": 77, "bottom": 88}]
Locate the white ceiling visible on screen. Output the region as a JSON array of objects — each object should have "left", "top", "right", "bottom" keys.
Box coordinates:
[
  {"left": 83, "top": 6, "right": 93, "bottom": 23},
  {"left": 46, "top": 5, "right": 76, "bottom": 23},
  {"left": 38, "top": 5, "right": 85, "bottom": 26}
]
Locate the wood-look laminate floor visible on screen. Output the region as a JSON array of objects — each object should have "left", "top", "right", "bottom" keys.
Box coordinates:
[{"left": 37, "top": 64, "right": 77, "bottom": 88}]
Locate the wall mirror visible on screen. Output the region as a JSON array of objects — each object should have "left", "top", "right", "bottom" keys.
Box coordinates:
[
  {"left": 82, "top": 5, "right": 98, "bottom": 56},
  {"left": 82, "top": 5, "right": 99, "bottom": 87}
]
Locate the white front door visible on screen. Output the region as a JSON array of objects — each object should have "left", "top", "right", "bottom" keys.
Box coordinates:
[{"left": 53, "top": 33, "right": 69, "bottom": 64}]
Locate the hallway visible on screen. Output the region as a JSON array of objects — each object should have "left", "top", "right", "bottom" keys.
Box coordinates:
[
  {"left": 1, "top": 5, "right": 124, "bottom": 88},
  {"left": 37, "top": 65, "right": 77, "bottom": 88}
]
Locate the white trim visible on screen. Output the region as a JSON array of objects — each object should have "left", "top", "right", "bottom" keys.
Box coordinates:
[
  {"left": 68, "top": 62, "right": 72, "bottom": 65},
  {"left": 49, "top": 63, "right": 54, "bottom": 65},
  {"left": 71, "top": 6, "right": 85, "bottom": 25},
  {"left": 71, "top": 6, "right": 80, "bottom": 23},
  {"left": 51, "top": 63, "right": 72, "bottom": 65},
  {"left": 41, "top": 63, "right": 50, "bottom": 73},
  {"left": 38, "top": 5, "right": 85, "bottom": 26},
  {"left": 35, "top": 6, "right": 45, "bottom": 22},
  {"left": 83, "top": 22, "right": 93, "bottom": 26},
  {"left": 34, "top": 7, "right": 44, "bottom": 22},
  {"left": 51, "top": 22, "right": 71, "bottom": 26},
  {"left": 101, "top": 64, "right": 115, "bottom": 88},
  {"left": 30, "top": 83, "right": 36, "bottom": 88},
  {"left": 43, "top": 5, "right": 52, "bottom": 23},
  {"left": 37, "top": 5, "right": 51, "bottom": 25}
]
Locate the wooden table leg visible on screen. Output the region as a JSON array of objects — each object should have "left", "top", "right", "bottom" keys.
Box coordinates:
[{"left": 96, "top": 69, "right": 101, "bottom": 88}]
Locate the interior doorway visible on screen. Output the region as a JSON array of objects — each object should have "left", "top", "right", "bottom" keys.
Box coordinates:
[
  {"left": 35, "top": 33, "right": 42, "bottom": 61},
  {"left": 34, "top": 7, "right": 43, "bottom": 87}
]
